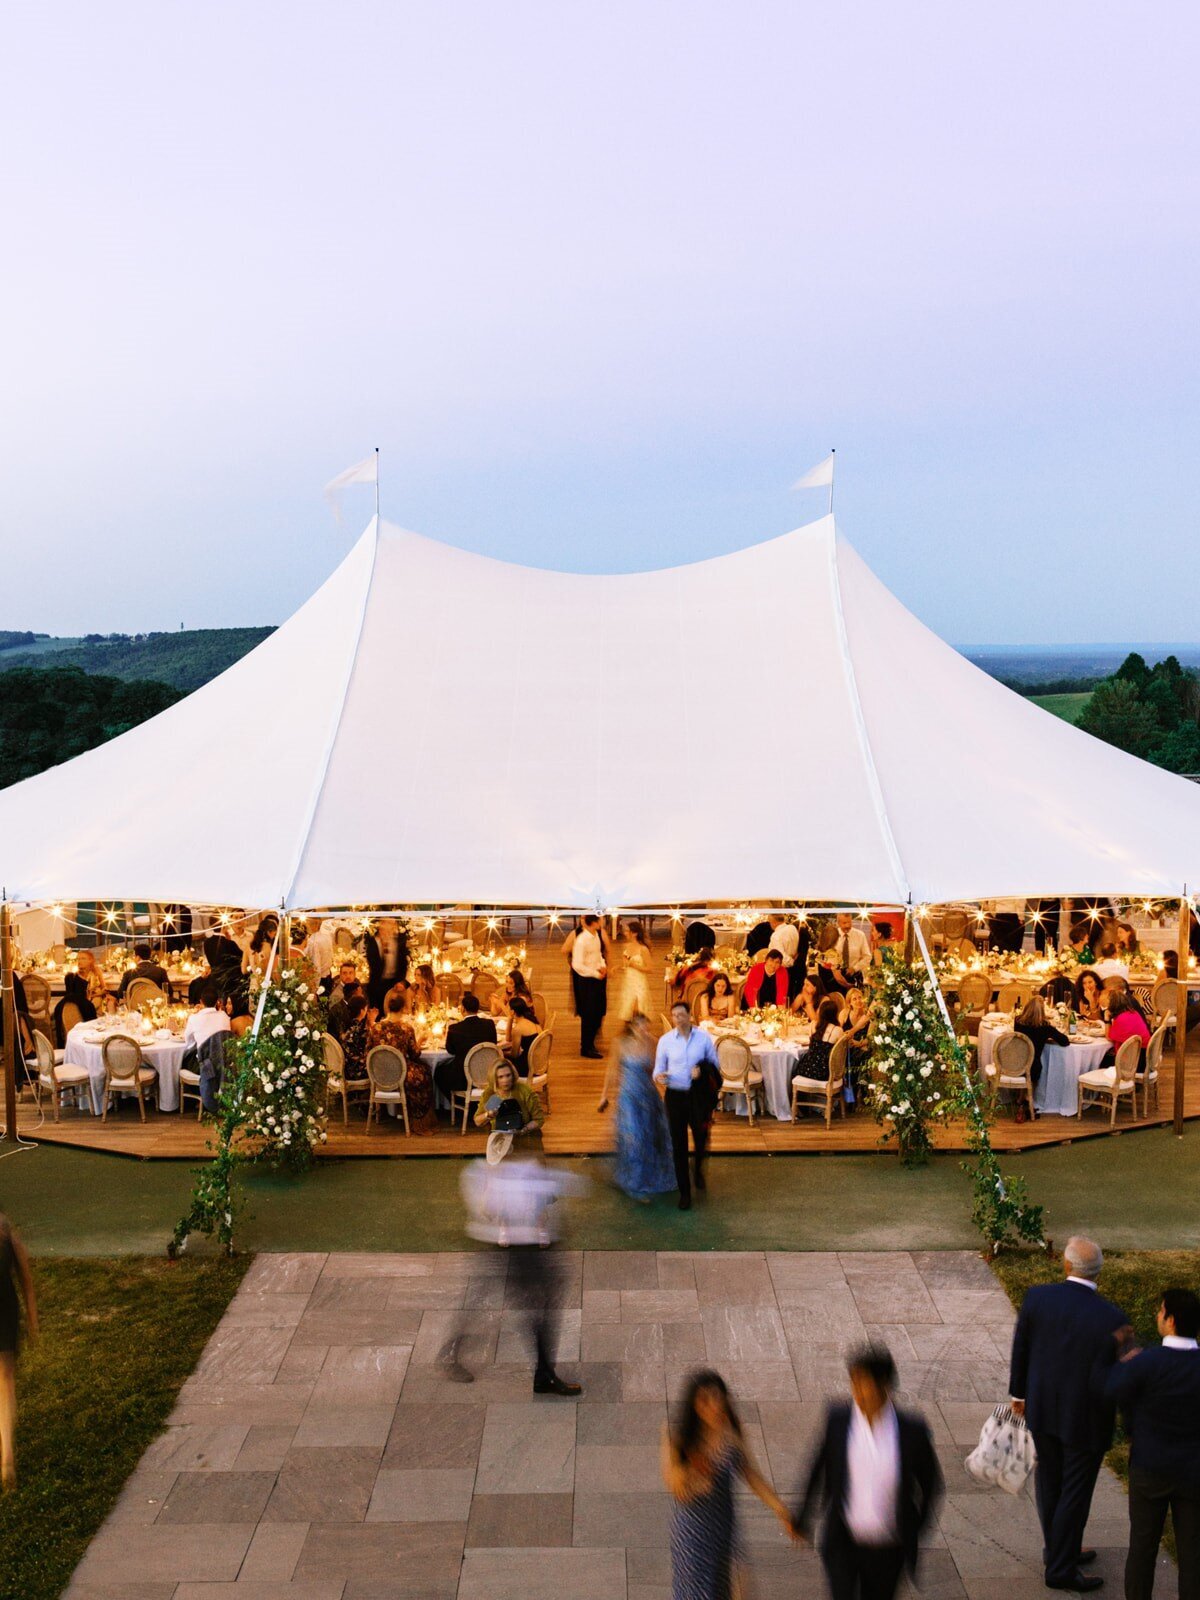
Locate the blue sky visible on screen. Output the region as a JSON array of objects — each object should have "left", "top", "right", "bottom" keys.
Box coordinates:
[{"left": 2, "top": 1, "right": 1197, "bottom": 645}]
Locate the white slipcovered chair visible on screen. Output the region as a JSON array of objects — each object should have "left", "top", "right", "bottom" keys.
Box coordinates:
[{"left": 1078, "top": 1035, "right": 1140, "bottom": 1126}]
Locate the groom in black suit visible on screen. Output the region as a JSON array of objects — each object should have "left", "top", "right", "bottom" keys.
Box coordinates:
[
  {"left": 1009, "top": 1235, "right": 1128, "bottom": 1593},
  {"left": 794, "top": 1346, "right": 942, "bottom": 1600}
]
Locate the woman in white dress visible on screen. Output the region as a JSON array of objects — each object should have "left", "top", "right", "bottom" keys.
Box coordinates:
[{"left": 620, "top": 920, "right": 654, "bottom": 1019}]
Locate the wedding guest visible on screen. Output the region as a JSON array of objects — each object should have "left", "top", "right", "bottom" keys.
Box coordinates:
[
  {"left": 410, "top": 963, "right": 442, "bottom": 1011},
  {"left": 117, "top": 942, "right": 171, "bottom": 1001},
  {"left": 382, "top": 977, "right": 411, "bottom": 1016},
  {"left": 676, "top": 946, "right": 717, "bottom": 997},
  {"left": 664, "top": 1370, "right": 794, "bottom": 1597},
  {"left": 1009, "top": 1236, "right": 1126, "bottom": 1593},
  {"left": 842, "top": 986, "right": 872, "bottom": 1069},
  {"left": 76, "top": 949, "right": 110, "bottom": 1013},
  {"left": 1093, "top": 941, "right": 1130, "bottom": 982},
  {"left": 248, "top": 914, "right": 280, "bottom": 975},
  {"left": 828, "top": 913, "right": 871, "bottom": 993},
  {"left": 328, "top": 979, "right": 363, "bottom": 1042},
  {"left": 1074, "top": 971, "right": 1105, "bottom": 1023},
  {"left": 474, "top": 1060, "right": 545, "bottom": 1140},
  {"left": 598, "top": 1013, "right": 674, "bottom": 1202},
  {"left": 328, "top": 959, "right": 359, "bottom": 1007},
  {"left": 768, "top": 914, "right": 800, "bottom": 968},
  {"left": 683, "top": 917, "right": 716, "bottom": 955},
  {"left": 700, "top": 972, "right": 738, "bottom": 1024},
  {"left": 1105, "top": 1287, "right": 1200, "bottom": 1600},
  {"left": 183, "top": 983, "right": 231, "bottom": 1049},
  {"left": 571, "top": 914, "right": 608, "bottom": 1059},
  {"left": 339, "top": 993, "right": 370, "bottom": 1079},
  {"left": 654, "top": 1000, "right": 719, "bottom": 1210},
  {"left": 741, "top": 950, "right": 788, "bottom": 1010},
  {"left": 1115, "top": 923, "right": 1140, "bottom": 957},
  {"left": 203, "top": 930, "right": 245, "bottom": 1001},
  {"left": 434, "top": 992, "right": 497, "bottom": 1103},
  {"left": 53, "top": 972, "right": 96, "bottom": 1046},
  {"left": 490, "top": 967, "right": 533, "bottom": 1019},
  {"left": 0, "top": 1211, "right": 39, "bottom": 1491},
  {"left": 1107, "top": 992, "right": 1151, "bottom": 1054},
  {"left": 799, "top": 997, "right": 844, "bottom": 1083},
  {"left": 791, "top": 973, "right": 824, "bottom": 1025},
  {"left": 793, "top": 1346, "right": 942, "bottom": 1600},
  {"left": 505, "top": 997, "right": 541, "bottom": 1073},
  {"left": 618, "top": 920, "right": 654, "bottom": 1019},
  {"left": 365, "top": 916, "right": 409, "bottom": 1011},
  {"left": 745, "top": 916, "right": 773, "bottom": 957},
  {"left": 305, "top": 916, "right": 336, "bottom": 987},
  {"left": 1015, "top": 996, "right": 1069, "bottom": 1087},
  {"left": 369, "top": 991, "right": 436, "bottom": 1132}
]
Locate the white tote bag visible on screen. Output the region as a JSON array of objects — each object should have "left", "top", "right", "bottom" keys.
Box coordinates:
[{"left": 965, "top": 1404, "right": 1036, "bottom": 1494}]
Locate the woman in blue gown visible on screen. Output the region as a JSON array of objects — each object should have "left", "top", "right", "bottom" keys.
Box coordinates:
[{"left": 598, "top": 1013, "right": 675, "bottom": 1201}]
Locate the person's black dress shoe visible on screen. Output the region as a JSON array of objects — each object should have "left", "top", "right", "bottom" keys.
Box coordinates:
[
  {"left": 678, "top": 1196, "right": 691, "bottom": 1210},
  {"left": 533, "top": 1372, "right": 582, "bottom": 1396},
  {"left": 1046, "top": 1574, "right": 1103, "bottom": 1592}
]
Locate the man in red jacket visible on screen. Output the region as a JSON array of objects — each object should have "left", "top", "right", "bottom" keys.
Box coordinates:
[{"left": 742, "top": 949, "right": 789, "bottom": 1010}]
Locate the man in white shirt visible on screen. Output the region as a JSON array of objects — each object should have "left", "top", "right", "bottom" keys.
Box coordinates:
[
  {"left": 828, "top": 913, "right": 872, "bottom": 994},
  {"left": 306, "top": 917, "right": 336, "bottom": 987},
  {"left": 183, "top": 983, "right": 231, "bottom": 1049},
  {"left": 571, "top": 914, "right": 608, "bottom": 1059},
  {"left": 768, "top": 915, "right": 799, "bottom": 966},
  {"left": 654, "top": 1000, "right": 719, "bottom": 1210},
  {"left": 794, "top": 1346, "right": 941, "bottom": 1600}
]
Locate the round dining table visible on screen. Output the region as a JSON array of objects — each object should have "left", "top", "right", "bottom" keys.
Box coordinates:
[
  {"left": 699, "top": 1021, "right": 812, "bottom": 1121},
  {"left": 64, "top": 1021, "right": 189, "bottom": 1114},
  {"left": 976, "top": 1013, "right": 1111, "bottom": 1116}
]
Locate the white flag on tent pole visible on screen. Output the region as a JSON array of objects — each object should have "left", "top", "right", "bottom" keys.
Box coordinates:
[
  {"left": 791, "top": 452, "right": 834, "bottom": 491},
  {"left": 324, "top": 451, "right": 380, "bottom": 523}
]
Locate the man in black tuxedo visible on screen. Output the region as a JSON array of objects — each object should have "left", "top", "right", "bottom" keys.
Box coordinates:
[
  {"left": 365, "top": 917, "right": 409, "bottom": 1012},
  {"left": 1010, "top": 1235, "right": 1128, "bottom": 1593},
  {"left": 794, "top": 1345, "right": 941, "bottom": 1600},
  {"left": 434, "top": 993, "right": 497, "bottom": 1105},
  {"left": 1106, "top": 1287, "right": 1200, "bottom": 1600}
]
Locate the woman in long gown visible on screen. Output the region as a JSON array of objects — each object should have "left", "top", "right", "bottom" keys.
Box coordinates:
[
  {"left": 662, "top": 1370, "right": 794, "bottom": 1600},
  {"left": 597, "top": 1014, "right": 675, "bottom": 1201},
  {"left": 620, "top": 920, "right": 655, "bottom": 1019}
]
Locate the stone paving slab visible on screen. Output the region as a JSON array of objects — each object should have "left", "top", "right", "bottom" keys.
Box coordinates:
[{"left": 66, "top": 1249, "right": 1152, "bottom": 1599}]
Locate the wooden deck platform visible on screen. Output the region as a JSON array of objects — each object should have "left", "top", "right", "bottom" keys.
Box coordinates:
[{"left": 14, "top": 933, "right": 1197, "bottom": 1160}]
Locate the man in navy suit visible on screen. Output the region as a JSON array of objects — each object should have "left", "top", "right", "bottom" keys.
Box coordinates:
[
  {"left": 794, "top": 1346, "right": 942, "bottom": 1600},
  {"left": 1010, "top": 1236, "right": 1129, "bottom": 1592},
  {"left": 1106, "top": 1287, "right": 1200, "bottom": 1600}
]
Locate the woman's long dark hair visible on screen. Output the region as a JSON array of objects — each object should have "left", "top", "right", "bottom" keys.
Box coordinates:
[
  {"left": 1075, "top": 971, "right": 1102, "bottom": 1008},
  {"left": 507, "top": 967, "right": 531, "bottom": 1001},
  {"left": 250, "top": 915, "right": 278, "bottom": 954},
  {"left": 814, "top": 995, "right": 842, "bottom": 1041},
  {"left": 671, "top": 1369, "right": 742, "bottom": 1466},
  {"left": 707, "top": 973, "right": 732, "bottom": 1000}
]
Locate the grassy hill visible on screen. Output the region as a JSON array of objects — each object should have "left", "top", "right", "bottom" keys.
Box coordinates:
[
  {"left": 0, "top": 626, "right": 273, "bottom": 691},
  {"left": 1029, "top": 691, "right": 1092, "bottom": 724}
]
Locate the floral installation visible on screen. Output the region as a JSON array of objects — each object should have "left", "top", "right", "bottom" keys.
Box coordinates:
[
  {"left": 238, "top": 964, "right": 328, "bottom": 1169},
  {"left": 866, "top": 950, "right": 955, "bottom": 1165},
  {"left": 169, "top": 960, "right": 328, "bottom": 1257},
  {"left": 669, "top": 944, "right": 752, "bottom": 978}
]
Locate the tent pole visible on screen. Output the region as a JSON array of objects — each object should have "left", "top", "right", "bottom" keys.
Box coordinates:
[
  {"left": 903, "top": 902, "right": 915, "bottom": 964},
  {"left": 1174, "top": 894, "right": 1189, "bottom": 1136},
  {"left": 0, "top": 899, "right": 18, "bottom": 1141}
]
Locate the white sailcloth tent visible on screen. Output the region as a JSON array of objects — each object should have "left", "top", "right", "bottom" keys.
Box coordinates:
[{"left": 2, "top": 514, "right": 1199, "bottom": 911}]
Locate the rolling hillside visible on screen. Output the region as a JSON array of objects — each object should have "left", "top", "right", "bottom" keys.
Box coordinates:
[{"left": 0, "top": 626, "right": 274, "bottom": 691}]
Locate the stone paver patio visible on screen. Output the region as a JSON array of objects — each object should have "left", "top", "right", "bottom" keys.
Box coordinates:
[{"left": 66, "top": 1249, "right": 1156, "bottom": 1600}]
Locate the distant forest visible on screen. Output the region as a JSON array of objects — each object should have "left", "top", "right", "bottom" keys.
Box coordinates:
[
  {"left": 0, "top": 625, "right": 274, "bottom": 691},
  {"left": 0, "top": 667, "right": 182, "bottom": 789}
]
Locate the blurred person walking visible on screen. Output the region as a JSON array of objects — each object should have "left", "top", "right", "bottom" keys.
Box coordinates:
[
  {"left": 0, "top": 1212, "right": 38, "bottom": 1491},
  {"left": 662, "top": 1368, "right": 795, "bottom": 1599},
  {"left": 794, "top": 1345, "right": 941, "bottom": 1600},
  {"left": 598, "top": 1013, "right": 674, "bottom": 1202},
  {"left": 654, "top": 1000, "right": 720, "bottom": 1211}
]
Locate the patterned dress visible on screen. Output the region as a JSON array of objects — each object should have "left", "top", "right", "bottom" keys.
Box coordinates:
[
  {"left": 670, "top": 1438, "right": 743, "bottom": 1600},
  {"left": 370, "top": 1016, "right": 437, "bottom": 1132}
]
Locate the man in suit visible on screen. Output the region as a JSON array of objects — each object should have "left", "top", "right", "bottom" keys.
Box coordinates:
[
  {"left": 1010, "top": 1235, "right": 1129, "bottom": 1592},
  {"left": 117, "top": 942, "right": 172, "bottom": 1001},
  {"left": 434, "top": 993, "right": 497, "bottom": 1104},
  {"left": 365, "top": 917, "right": 409, "bottom": 1012},
  {"left": 1106, "top": 1287, "right": 1200, "bottom": 1600},
  {"left": 794, "top": 1345, "right": 942, "bottom": 1600}
]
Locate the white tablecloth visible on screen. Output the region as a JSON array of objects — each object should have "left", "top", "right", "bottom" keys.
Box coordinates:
[
  {"left": 64, "top": 1024, "right": 188, "bottom": 1114},
  {"left": 976, "top": 1014, "right": 1110, "bottom": 1116},
  {"left": 700, "top": 1024, "right": 811, "bottom": 1121}
]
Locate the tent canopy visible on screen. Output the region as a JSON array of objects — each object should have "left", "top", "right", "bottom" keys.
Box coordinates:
[{"left": 3, "top": 515, "right": 1199, "bottom": 910}]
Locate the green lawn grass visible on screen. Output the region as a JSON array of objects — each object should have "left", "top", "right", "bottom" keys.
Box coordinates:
[
  {"left": 992, "top": 1247, "right": 1200, "bottom": 1537},
  {"left": 1030, "top": 691, "right": 1092, "bottom": 724},
  {"left": 0, "top": 1256, "right": 247, "bottom": 1600}
]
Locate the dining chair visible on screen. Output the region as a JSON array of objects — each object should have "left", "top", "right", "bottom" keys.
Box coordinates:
[
  {"left": 1136, "top": 1025, "right": 1166, "bottom": 1117},
  {"left": 531, "top": 991, "right": 549, "bottom": 1028},
  {"left": 33, "top": 1029, "right": 91, "bottom": 1121},
  {"left": 983, "top": 1030, "right": 1036, "bottom": 1120},
  {"left": 790, "top": 1034, "right": 848, "bottom": 1129},
  {"left": 322, "top": 1030, "right": 368, "bottom": 1124},
  {"left": 366, "top": 1044, "right": 410, "bottom": 1133},
  {"left": 126, "top": 977, "right": 166, "bottom": 1009},
  {"left": 526, "top": 1030, "right": 553, "bottom": 1110},
  {"left": 100, "top": 1034, "right": 157, "bottom": 1122},
  {"left": 1078, "top": 1036, "right": 1140, "bottom": 1126},
  {"left": 715, "top": 1034, "right": 763, "bottom": 1125},
  {"left": 22, "top": 973, "right": 52, "bottom": 1022},
  {"left": 454, "top": 1041, "right": 504, "bottom": 1132}
]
